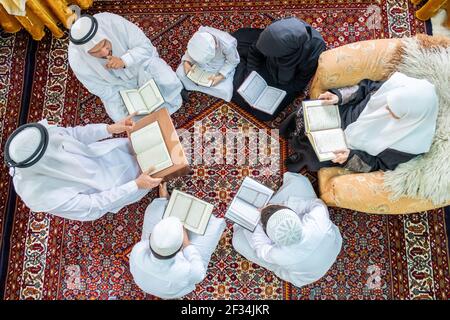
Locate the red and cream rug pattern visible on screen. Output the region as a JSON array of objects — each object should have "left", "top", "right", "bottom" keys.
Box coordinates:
[{"left": 1, "top": 0, "right": 449, "bottom": 300}]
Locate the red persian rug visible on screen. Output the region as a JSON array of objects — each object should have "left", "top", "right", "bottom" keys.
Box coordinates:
[
  {"left": 0, "top": 30, "right": 28, "bottom": 252},
  {"left": 2, "top": 0, "right": 449, "bottom": 300}
]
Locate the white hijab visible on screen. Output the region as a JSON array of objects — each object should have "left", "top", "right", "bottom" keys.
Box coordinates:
[
  {"left": 344, "top": 72, "right": 438, "bottom": 156},
  {"left": 11, "top": 120, "right": 129, "bottom": 212}
]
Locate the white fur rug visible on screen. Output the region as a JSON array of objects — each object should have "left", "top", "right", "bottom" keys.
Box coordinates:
[
  {"left": 384, "top": 37, "right": 450, "bottom": 205},
  {"left": 431, "top": 9, "right": 450, "bottom": 38}
]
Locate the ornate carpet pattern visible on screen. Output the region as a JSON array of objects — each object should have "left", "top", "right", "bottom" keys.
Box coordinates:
[
  {"left": 0, "top": 30, "right": 28, "bottom": 258},
  {"left": 1, "top": 0, "right": 449, "bottom": 300}
]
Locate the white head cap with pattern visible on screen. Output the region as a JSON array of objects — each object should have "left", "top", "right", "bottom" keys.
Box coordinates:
[{"left": 266, "top": 208, "right": 302, "bottom": 246}]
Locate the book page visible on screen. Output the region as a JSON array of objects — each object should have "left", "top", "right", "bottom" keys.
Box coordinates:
[
  {"left": 243, "top": 177, "right": 274, "bottom": 201},
  {"left": 254, "top": 193, "right": 270, "bottom": 208},
  {"left": 238, "top": 71, "right": 267, "bottom": 106},
  {"left": 229, "top": 198, "right": 260, "bottom": 226},
  {"left": 305, "top": 105, "right": 341, "bottom": 132},
  {"left": 136, "top": 143, "right": 172, "bottom": 173},
  {"left": 310, "top": 128, "right": 347, "bottom": 154},
  {"left": 138, "top": 80, "right": 164, "bottom": 112},
  {"left": 125, "top": 91, "right": 147, "bottom": 113},
  {"left": 130, "top": 122, "right": 163, "bottom": 154},
  {"left": 169, "top": 193, "right": 192, "bottom": 222},
  {"left": 187, "top": 66, "right": 214, "bottom": 87},
  {"left": 254, "top": 87, "right": 286, "bottom": 115},
  {"left": 238, "top": 186, "right": 259, "bottom": 204},
  {"left": 185, "top": 201, "right": 206, "bottom": 229}
]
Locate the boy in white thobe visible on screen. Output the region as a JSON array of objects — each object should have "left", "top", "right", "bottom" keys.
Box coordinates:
[
  {"left": 129, "top": 185, "right": 226, "bottom": 299},
  {"left": 6, "top": 115, "right": 162, "bottom": 221},
  {"left": 68, "top": 13, "right": 183, "bottom": 122},
  {"left": 176, "top": 26, "right": 240, "bottom": 102},
  {"left": 232, "top": 172, "right": 343, "bottom": 288}
]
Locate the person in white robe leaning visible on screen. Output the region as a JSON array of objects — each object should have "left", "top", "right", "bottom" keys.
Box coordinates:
[
  {"left": 4, "top": 115, "right": 162, "bottom": 221},
  {"left": 130, "top": 183, "right": 226, "bottom": 299},
  {"left": 176, "top": 26, "right": 240, "bottom": 102},
  {"left": 68, "top": 13, "right": 183, "bottom": 122},
  {"left": 232, "top": 172, "right": 342, "bottom": 288}
]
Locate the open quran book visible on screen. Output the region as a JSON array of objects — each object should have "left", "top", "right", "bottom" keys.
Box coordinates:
[
  {"left": 163, "top": 189, "right": 214, "bottom": 235},
  {"left": 129, "top": 121, "right": 173, "bottom": 175},
  {"left": 187, "top": 65, "right": 215, "bottom": 87},
  {"left": 120, "top": 79, "right": 164, "bottom": 115},
  {"left": 237, "top": 71, "right": 287, "bottom": 115},
  {"left": 302, "top": 100, "right": 348, "bottom": 162},
  {"left": 225, "top": 177, "right": 274, "bottom": 232}
]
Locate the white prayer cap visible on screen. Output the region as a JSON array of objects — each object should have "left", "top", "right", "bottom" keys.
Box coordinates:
[
  {"left": 150, "top": 217, "right": 184, "bottom": 258},
  {"left": 266, "top": 209, "right": 302, "bottom": 246},
  {"left": 8, "top": 127, "right": 43, "bottom": 164},
  {"left": 69, "top": 15, "right": 103, "bottom": 52},
  {"left": 187, "top": 31, "right": 216, "bottom": 64}
]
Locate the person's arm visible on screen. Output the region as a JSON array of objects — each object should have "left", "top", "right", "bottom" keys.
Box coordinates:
[
  {"left": 48, "top": 181, "right": 142, "bottom": 221},
  {"left": 250, "top": 224, "right": 278, "bottom": 263},
  {"left": 218, "top": 40, "right": 240, "bottom": 78},
  {"left": 251, "top": 224, "right": 295, "bottom": 265},
  {"left": 329, "top": 79, "right": 384, "bottom": 106},
  {"left": 291, "top": 198, "right": 329, "bottom": 216},
  {"left": 114, "top": 14, "right": 159, "bottom": 68},
  {"left": 183, "top": 245, "right": 207, "bottom": 284},
  {"left": 343, "top": 148, "right": 417, "bottom": 173},
  {"left": 141, "top": 198, "right": 169, "bottom": 241},
  {"left": 60, "top": 123, "right": 112, "bottom": 144}
]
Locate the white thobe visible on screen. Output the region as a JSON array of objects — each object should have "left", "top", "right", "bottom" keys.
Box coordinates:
[
  {"left": 68, "top": 12, "right": 183, "bottom": 122},
  {"left": 176, "top": 26, "right": 240, "bottom": 102},
  {"left": 129, "top": 198, "right": 226, "bottom": 299},
  {"left": 13, "top": 123, "right": 148, "bottom": 221},
  {"left": 232, "top": 172, "right": 343, "bottom": 288}
]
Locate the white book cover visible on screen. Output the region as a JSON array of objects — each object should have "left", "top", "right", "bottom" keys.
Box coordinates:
[
  {"left": 120, "top": 79, "right": 165, "bottom": 115},
  {"left": 163, "top": 189, "right": 214, "bottom": 235},
  {"left": 225, "top": 177, "right": 274, "bottom": 232},
  {"left": 237, "top": 71, "right": 287, "bottom": 115},
  {"left": 130, "top": 121, "right": 173, "bottom": 174}
]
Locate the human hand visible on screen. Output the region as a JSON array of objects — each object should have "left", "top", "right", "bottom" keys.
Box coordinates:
[
  {"left": 332, "top": 149, "right": 350, "bottom": 164},
  {"left": 135, "top": 167, "right": 163, "bottom": 189},
  {"left": 318, "top": 91, "right": 339, "bottom": 105},
  {"left": 105, "top": 55, "right": 125, "bottom": 69},
  {"left": 107, "top": 112, "right": 136, "bottom": 134},
  {"left": 159, "top": 182, "right": 170, "bottom": 199},
  {"left": 182, "top": 227, "right": 190, "bottom": 248},
  {"left": 208, "top": 74, "right": 225, "bottom": 86},
  {"left": 183, "top": 61, "right": 193, "bottom": 74}
]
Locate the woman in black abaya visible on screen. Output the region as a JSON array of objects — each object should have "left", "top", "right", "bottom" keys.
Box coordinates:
[{"left": 232, "top": 17, "right": 326, "bottom": 121}]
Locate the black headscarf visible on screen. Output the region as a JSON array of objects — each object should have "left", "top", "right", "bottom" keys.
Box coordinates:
[{"left": 256, "top": 17, "right": 326, "bottom": 89}]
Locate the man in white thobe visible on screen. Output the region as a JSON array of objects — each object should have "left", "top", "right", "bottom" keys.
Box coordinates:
[
  {"left": 232, "top": 172, "right": 343, "bottom": 288},
  {"left": 176, "top": 26, "right": 240, "bottom": 102},
  {"left": 68, "top": 13, "right": 183, "bottom": 122},
  {"left": 6, "top": 115, "right": 162, "bottom": 221},
  {"left": 129, "top": 184, "right": 226, "bottom": 299}
]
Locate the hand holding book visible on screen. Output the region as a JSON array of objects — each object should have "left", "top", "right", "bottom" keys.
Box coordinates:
[
  {"left": 317, "top": 91, "right": 339, "bottom": 105},
  {"left": 135, "top": 167, "right": 163, "bottom": 189},
  {"left": 208, "top": 73, "right": 224, "bottom": 86},
  {"left": 107, "top": 112, "right": 137, "bottom": 135},
  {"left": 331, "top": 148, "right": 350, "bottom": 164}
]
